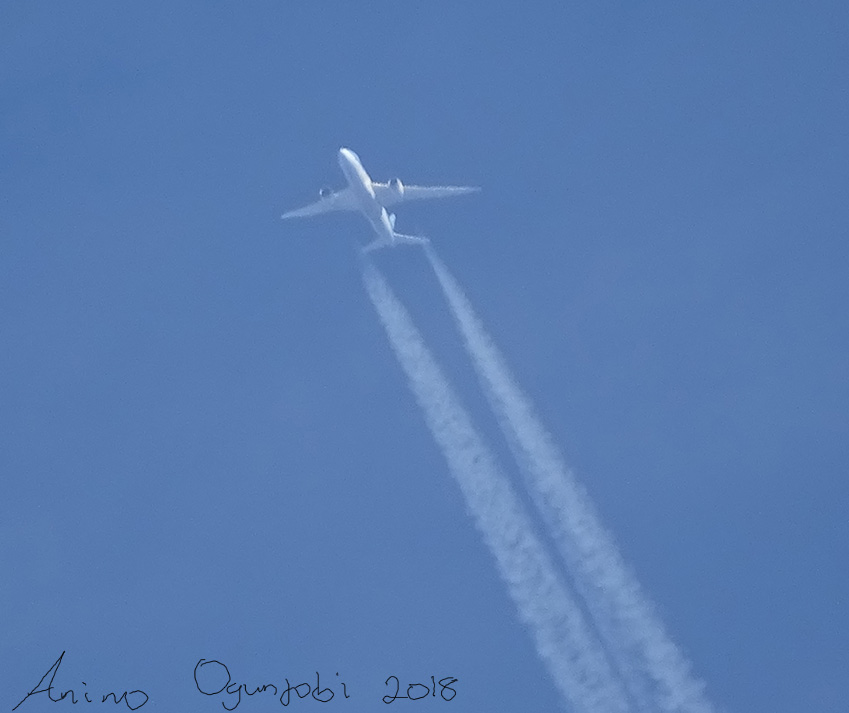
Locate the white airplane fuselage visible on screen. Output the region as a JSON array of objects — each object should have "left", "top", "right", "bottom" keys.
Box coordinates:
[
  {"left": 337, "top": 148, "right": 397, "bottom": 246},
  {"left": 282, "top": 147, "right": 477, "bottom": 252}
]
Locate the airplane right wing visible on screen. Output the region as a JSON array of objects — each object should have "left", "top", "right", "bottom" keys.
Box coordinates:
[
  {"left": 372, "top": 183, "right": 479, "bottom": 209},
  {"left": 281, "top": 187, "right": 358, "bottom": 219}
]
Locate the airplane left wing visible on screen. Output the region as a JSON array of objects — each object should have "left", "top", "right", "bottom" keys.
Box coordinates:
[
  {"left": 372, "top": 183, "right": 479, "bottom": 209},
  {"left": 281, "top": 187, "right": 358, "bottom": 219}
]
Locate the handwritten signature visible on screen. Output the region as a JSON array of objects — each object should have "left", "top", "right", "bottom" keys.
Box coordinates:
[
  {"left": 194, "top": 659, "right": 349, "bottom": 709},
  {"left": 13, "top": 652, "right": 149, "bottom": 710},
  {"left": 12, "top": 653, "right": 457, "bottom": 710},
  {"left": 194, "top": 659, "right": 457, "bottom": 709}
]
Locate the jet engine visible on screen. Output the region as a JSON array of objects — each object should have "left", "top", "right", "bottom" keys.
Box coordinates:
[
  {"left": 388, "top": 177, "right": 405, "bottom": 198},
  {"left": 319, "top": 186, "right": 333, "bottom": 199}
]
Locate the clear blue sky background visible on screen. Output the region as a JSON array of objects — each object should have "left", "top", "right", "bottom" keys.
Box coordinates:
[{"left": 2, "top": 3, "right": 847, "bottom": 712}]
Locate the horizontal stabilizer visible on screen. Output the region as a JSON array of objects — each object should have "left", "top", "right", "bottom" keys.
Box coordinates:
[{"left": 361, "top": 232, "right": 430, "bottom": 254}]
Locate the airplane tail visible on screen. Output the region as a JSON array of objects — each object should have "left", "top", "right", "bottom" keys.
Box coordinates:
[
  {"left": 394, "top": 231, "right": 429, "bottom": 246},
  {"left": 362, "top": 231, "right": 430, "bottom": 254}
]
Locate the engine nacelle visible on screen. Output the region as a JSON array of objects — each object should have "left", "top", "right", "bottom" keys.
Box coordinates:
[
  {"left": 319, "top": 186, "right": 333, "bottom": 199},
  {"left": 388, "top": 177, "right": 405, "bottom": 197}
]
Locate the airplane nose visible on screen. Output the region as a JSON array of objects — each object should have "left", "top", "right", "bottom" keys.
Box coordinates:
[{"left": 338, "top": 147, "right": 359, "bottom": 165}]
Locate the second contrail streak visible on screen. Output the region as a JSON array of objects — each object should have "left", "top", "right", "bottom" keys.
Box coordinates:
[{"left": 425, "top": 246, "right": 715, "bottom": 713}]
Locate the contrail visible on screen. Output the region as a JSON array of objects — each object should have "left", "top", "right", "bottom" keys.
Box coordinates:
[
  {"left": 425, "top": 246, "right": 715, "bottom": 713},
  {"left": 361, "top": 259, "right": 632, "bottom": 713}
]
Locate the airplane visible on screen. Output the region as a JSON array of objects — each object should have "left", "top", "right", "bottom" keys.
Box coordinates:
[{"left": 281, "top": 147, "right": 478, "bottom": 253}]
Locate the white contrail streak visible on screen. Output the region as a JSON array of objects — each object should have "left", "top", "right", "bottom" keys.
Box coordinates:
[
  {"left": 425, "top": 247, "right": 715, "bottom": 713},
  {"left": 361, "top": 260, "right": 632, "bottom": 713}
]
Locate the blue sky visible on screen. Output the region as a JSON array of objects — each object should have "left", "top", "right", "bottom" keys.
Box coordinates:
[{"left": 2, "top": 2, "right": 847, "bottom": 712}]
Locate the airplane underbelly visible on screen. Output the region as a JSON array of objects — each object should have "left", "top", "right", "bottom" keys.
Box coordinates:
[
  {"left": 364, "top": 206, "right": 393, "bottom": 241},
  {"left": 357, "top": 194, "right": 382, "bottom": 222}
]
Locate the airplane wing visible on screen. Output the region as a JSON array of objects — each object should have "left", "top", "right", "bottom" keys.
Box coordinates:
[
  {"left": 281, "top": 187, "right": 358, "bottom": 219},
  {"left": 372, "top": 183, "right": 479, "bottom": 209}
]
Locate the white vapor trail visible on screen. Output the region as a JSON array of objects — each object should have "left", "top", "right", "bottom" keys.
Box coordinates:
[
  {"left": 361, "top": 260, "right": 632, "bottom": 713},
  {"left": 425, "top": 247, "right": 715, "bottom": 713}
]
